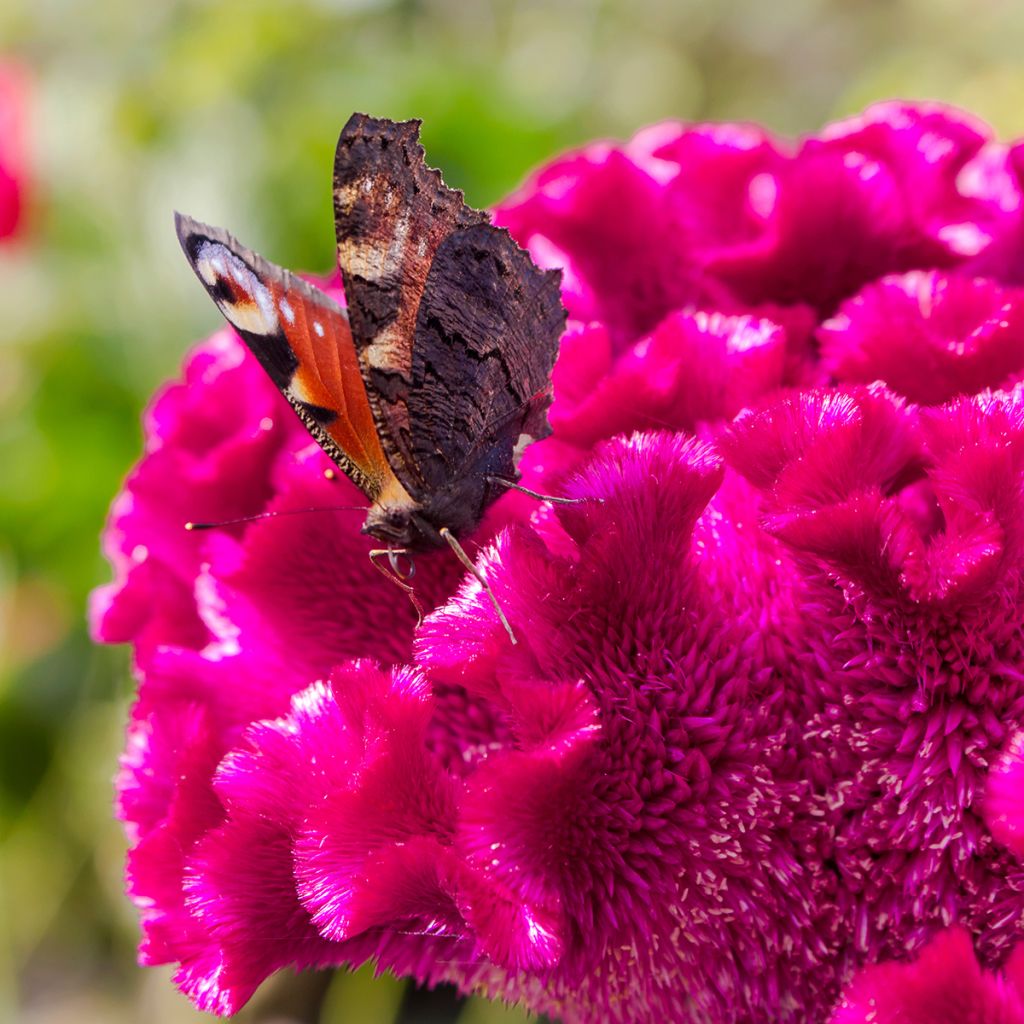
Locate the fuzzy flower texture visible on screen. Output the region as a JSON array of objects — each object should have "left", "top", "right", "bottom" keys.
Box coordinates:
[{"left": 93, "top": 102, "right": 1024, "bottom": 1023}]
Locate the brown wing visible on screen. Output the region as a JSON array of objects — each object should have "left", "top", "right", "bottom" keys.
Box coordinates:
[
  {"left": 175, "top": 212, "right": 412, "bottom": 507},
  {"left": 333, "top": 113, "right": 488, "bottom": 494},
  {"left": 407, "top": 222, "right": 565, "bottom": 494}
]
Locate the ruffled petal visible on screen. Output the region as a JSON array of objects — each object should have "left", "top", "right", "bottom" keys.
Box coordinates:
[
  {"left": 820, "top": 270, "right": 1024, "bottom": 404},
  {"left": 551, "top": 311, "right": 786, "bottom": 447},
  {"left": 984, "top": 731, "right": 1024, "bottom": 858},
  {"left": 832, "top": 927, "right": 1024, "bottom": 1024}
]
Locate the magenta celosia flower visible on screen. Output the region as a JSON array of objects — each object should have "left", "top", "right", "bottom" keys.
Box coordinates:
[{"left": 95, "top": 101, "right": 1024, "bottom": 1022}]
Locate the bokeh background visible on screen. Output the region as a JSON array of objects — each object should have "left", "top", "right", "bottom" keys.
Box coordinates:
[{"left": 3, "top": 1, "right": 1024, "bottom": 1021}]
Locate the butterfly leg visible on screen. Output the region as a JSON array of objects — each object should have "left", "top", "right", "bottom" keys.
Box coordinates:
[
  {"left": 368, "top": 547, "right": 423, "bottom": 626},
  {"left": 439, "top": 527, "right": 517, "bottom": 646},
  {"left": 486, "top": 476, "right": 594, "bottom": 506},
  {"left": 389, "top": 547, "right": 416, "bottom": 579}
]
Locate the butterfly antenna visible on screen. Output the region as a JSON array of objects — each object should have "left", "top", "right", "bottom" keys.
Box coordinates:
[
  {"left": 439, "top": 527, "right": 517, "bottom": 646},
  {"left": 368, "top": 549, "right": 424, "bottom": 626},
  {"left": 184, "top": 505, "right": 369, "bottom": 530},
  {"left": 486, "top": 476, "right": 595, "bottom": 506}
]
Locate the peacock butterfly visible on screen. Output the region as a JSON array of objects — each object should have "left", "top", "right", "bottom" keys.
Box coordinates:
[{"left": 175, "top": 113, "right": 567, "bottom": 640}]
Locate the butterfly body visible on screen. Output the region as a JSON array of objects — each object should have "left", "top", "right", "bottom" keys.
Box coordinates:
[
  {"left": 176, "top": 114, "right": 566, "bottom": 555},
  {"left": 359, "top": 471, "right": 489, "bottom": 550}
]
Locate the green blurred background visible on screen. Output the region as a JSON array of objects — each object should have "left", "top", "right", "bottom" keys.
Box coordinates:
[{"left": 2, "top": 0, "right": 1024, "bottom": 1021}]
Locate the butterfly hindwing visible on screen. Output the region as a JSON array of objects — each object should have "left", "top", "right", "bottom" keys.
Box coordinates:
[
  {"left": 333, "top": 114, "right": 490, "bottom": 493},
  {"left": 174, "top": 213, "right": 409, "bottom": 506},
  {"left": 407, "top": 222, "right": 565, "bottom": 497}
]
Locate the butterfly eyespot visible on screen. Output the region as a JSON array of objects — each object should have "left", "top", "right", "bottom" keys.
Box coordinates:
[{"left": 211, "top": 277, "right": 235, "bottom": 303}]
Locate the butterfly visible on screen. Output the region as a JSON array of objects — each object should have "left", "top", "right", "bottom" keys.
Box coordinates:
[{"left": 175, "top": 113, "right": 567, "bottom": 641}]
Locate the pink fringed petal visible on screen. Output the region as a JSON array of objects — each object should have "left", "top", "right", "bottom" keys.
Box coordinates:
[
  {"left": 91, "top": 331, "right": 301, "bottom": 658},
  {"left": 120, "top": 701, "right": 225, "bottom": 968},
  {"left": 291, "top": 671, "right": 459, "bottom": 941},
  {"left": 495, "top": 143, "right": 729, "bottom": 345},
  {"left": 179, "top": 815, "right": 340, "bottom": 1016},
  {"left": 820, "top": 270, "right": 1024, "bottom": 404},
  {"left": 711, "top": 102, "right": 998, "bottom": 314},
  {"left": 551, "top": 311, "right": 786, "bottom": 448},
  {"left": 832, "top": 927, "right": 1024, "bottom": 1024},
  {"left": 725, "top": 382, "right": 1024, "bottom": 605},
  {"left": 984, "top": 731, "right": 1024, "bottom": 858},
  {"left": 158, "top": 664, "right": 452, "bottom": 1014}
]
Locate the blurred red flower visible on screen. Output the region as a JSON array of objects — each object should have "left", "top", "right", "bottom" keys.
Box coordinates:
[{"left": 0, "top": 62, "right": 28, "bottom": 240}]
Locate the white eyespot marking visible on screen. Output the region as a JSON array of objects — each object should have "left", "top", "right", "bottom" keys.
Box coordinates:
[
  {"left": 288, "top": 376, "right": 315, "bottom": 405},
  {"left": 513, "top": 432, "right": 536, "bottom": 464},
  {"left": 218, "top": 299, "right": 273, "bottom": 335},
  {"left": 365, "top": 326, "right": 405, "bottom": 370},
  {"left": 346, "top": 211, "right": 412, "bottom": 282},
  {"left": 196, "top": 239, "right": 280, "bottom": 336},
  {"left": 335, "top": 181, "right": 360, "bottom": 214},
  {"left": 279, "top": 298, "right": 295, "bottom": 324},
  {"left": 196, "top": 252, "right": 225, "bottom": 286},
  {"left": 313, "top": 321, "right": 325, "bottom": 337}
]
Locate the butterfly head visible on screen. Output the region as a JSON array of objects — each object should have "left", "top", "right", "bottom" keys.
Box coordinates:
[
  {"left": 362, "top": 501, "right": 428, "bottom": 549},
  {"left": 362, "top": 492, "right": 476, "bottom": 551}
]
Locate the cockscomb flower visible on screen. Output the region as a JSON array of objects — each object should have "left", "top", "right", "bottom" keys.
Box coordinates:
[{"left": 94, "top": 100, "right": 1024, "bottom": 1022}]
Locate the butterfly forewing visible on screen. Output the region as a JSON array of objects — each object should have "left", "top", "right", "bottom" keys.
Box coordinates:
[{"left": 174, "top": 213, "right": 410, "bottom": 506}]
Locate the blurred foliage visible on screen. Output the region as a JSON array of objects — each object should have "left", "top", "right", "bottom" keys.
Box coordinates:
[{"left": 2, "top": 0, "right": 1024, "bottom": 1020}]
